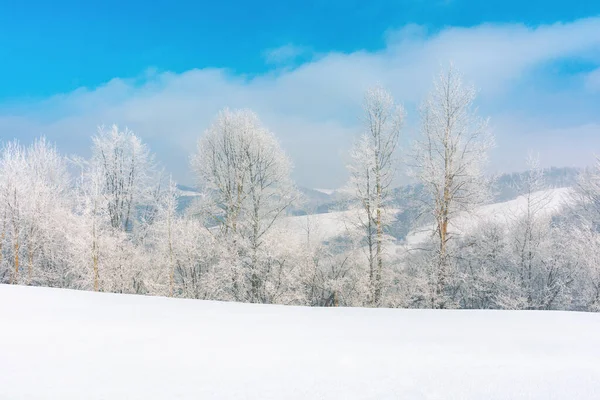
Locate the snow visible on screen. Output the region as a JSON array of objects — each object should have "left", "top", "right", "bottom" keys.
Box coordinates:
[
  {"left": 278, "top": 188, "right": 573, "bottom": 250},
  {"left": 278, "top": 208, "right": 401, "bottom": 244},
  {"left": 1, "top": 285, "right": 599, "bottom": 400},
  {"left": 313, "top": 188, "right": 335, "bottom": 195},
  {"left": 278, "top": 210, "right": 359, "bottom": 243},
  {"left": 176, "top": 188, "right": 202, "bottom": 197},
  {"left": 405, "top": 187, "right": 573, "bottom": 246}
]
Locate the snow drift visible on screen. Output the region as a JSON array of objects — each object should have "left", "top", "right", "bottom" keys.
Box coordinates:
[{"left": 0, "top": 284, "right": 598, "bottom": 399}]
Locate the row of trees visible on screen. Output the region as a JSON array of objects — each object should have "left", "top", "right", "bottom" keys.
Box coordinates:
[
  {"left": 403, "top": 155, "right": 598, "bottom": 311},
  {"left": 1, "top": 65, "right": 599, "bottom": 310}
]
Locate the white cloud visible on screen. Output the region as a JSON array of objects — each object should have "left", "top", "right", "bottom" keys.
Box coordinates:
[
  {"left": 2, "top": 18, "right": 600, "bottom": 187},
  {"left": 263, "top": 44, "right": 310, "bottom": 65}
]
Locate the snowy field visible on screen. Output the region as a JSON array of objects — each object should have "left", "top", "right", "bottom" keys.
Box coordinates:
[{"left": 1, "top": 285, "right": 599, "bottom": 399}]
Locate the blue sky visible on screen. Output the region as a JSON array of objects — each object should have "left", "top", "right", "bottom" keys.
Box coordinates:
[
  {"left": 1, "top": 0, "right": 600, "bottom": 187},
  {"left": 1, "top": 0, "right": 598, "bottom": 99}
]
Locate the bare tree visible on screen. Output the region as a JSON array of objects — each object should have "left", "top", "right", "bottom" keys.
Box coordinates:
[
  {"left": 0, "top": 141, "right": 25, "bottom": 284},
  {"left": 455, "top": 220, "right": 517, "bottom": 310},
  {"left": 72, "top": 157, "right": 109, "bottom": 292},
  {"left": 410, "top": 64, "right": 494, "bottom": 308},
  {"left": 91, "top": 125, "right": 156, "bottom": 233},
  {"left": 572, "top": 156, "right": 600, "bottom": 226},
  {"left": 192, "top": 108, "right": 298, "bottom": 302},
  {"left": 569, "top": 155, "right": 600, "bottom": 310},
  {"left": 346, "top": 86, "right": 404, "bottom": 306},
  {"left": 69, "top": 126, "right": 159, "bottom": 293},
  {"left": 0, "top": 139, "right": 71, "bottom": 286},
  {"left": 509, "top": 154, "right": 551, "bottom": 308},
  {"left": 143, "top": 177, "right": 179, "bottom": 297}
]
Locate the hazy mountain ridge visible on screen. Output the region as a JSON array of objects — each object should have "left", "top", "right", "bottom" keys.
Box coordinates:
[
  {"left": 176, "top": 167, "right": 582, "bottom": 242},
  {"left": 300, "top": 167, "right": 582, "bottom": 241}
]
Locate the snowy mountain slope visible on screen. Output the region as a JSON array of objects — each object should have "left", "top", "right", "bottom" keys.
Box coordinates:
[
  {"left": 405, "top": 187, "right": 573, "bottom": 247},
  {"left": 313, "top": 188, "right": 336, "bottom": 195},
  {"left": 275, "top": 187, "right": 572, "bottom": 250},
  {"left": 176, "top": 184, "right": 574, "bottom": 255},
  {"left": 176, "top": 184, "right": 203, "bottom": 197},
  {"left": 1, "top": 285, "right": 599, "bottom": 400},
  {"left": 277, "top": 208, "right": 401, "bottom": 245},
  {"left": 276, "top": 210, "right": 354, "bottom": 243}
]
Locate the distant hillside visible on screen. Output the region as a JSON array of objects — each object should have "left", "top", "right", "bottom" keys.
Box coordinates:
[
  {"left": 386, "top": 166, "right": 581, "bottom": 241},
  {"left": 491, "top": 166, "right": 580, "bottom": 202},
  {"left": 176, "top": 184, "right": 202, "bottom": 213},
  {"left": 293, "top": 187, "right": 335, "bottom": 215},
  {"left": 175, "top": 167, "right": 582, "bottom": 233}
]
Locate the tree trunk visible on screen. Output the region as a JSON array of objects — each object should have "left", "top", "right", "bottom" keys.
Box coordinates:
[
  {"left": 0, "top": 223, "right": 5, "bottom": 280},
  {"left": 168, "top": 212, "right": 175, "bottom": 298},
  {"left": 27, "top": 240, "right": 33, "bottom": 285},
  {"left": 93, "top": 244, "right": 99, "bottom": 292},
  {"left": 375, "top": 171, "right": 383, "bottom": 307},
  {"left": 12, "top": 239, "right": 19, "bottom": 285},
  {"left": 92, "top": 209, "right": 100, "bottom": 292},
  {"left": 436, "top": 125, "right": 451, "bottom": 309}
]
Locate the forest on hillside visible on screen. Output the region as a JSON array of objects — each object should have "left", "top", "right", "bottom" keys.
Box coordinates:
[{"left": 2, "top": 65, "right": 600, "bottom": 311}]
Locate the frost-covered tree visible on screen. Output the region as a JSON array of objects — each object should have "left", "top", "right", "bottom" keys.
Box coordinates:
[
  {"left": 501, "top": 154, "right": 575, "bottom": 309},
  {"left": 409, "top": 64, "right": 494, "bottom": 308},
  {"left": 568, "top": 156, "right": 600, "bottom": 310},
  {"left": 346, "top": 86, "right": 404, "bottom": 306},
  {"left": 71, "top": 157, "right": 110, "bottom": 291},
  {"left": 301, "top": 241, "right": 368, "bottom": 307},
  {"left": 572, "top": 156, "right": 600, "bottom": 225},
  {"left": 23, "top": 139, "right": 73, "bottom": 287},
  {"left": 71, "top": 167, "right": 143, "bottom": 294},
  {"left": 569, "top": 220, "right": 600, "bottom": 310},
  {"left": 508, "top": 154, "right": 551, "bottom": 308},
  {"left": 70, "top": 126, "right": 160, "bottom": 293},
  {"left": 150, "top": 178, "right": 179, "bottom": 297},
  {"left": 455, "top": 221, "right": 520, "bottom": 309},
  {"left": 275, "top": 212, "right": 370, "bottom": 307},
  {"left": 91, "top": 125, "right": 157, "bottom": 233},
  {"left": 0, "top": 139, "right": 72, "bottom": 286},
  {"left": 192, "top": 109, "right": 297, "bottom": 302},
  {"left": 0, "top": 141, "right": 25, "bottom": 284},
  {"left": 144, "top": 178, "right": 225, "bottom": 300}
]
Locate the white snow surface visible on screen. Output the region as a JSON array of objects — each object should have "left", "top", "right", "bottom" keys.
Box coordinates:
[
  {"left": 312, "top": 188, "right": 336, "bottom": 195},
  {"left": 176, "top": 188, "right": 202, "bottom": 197},
  {"left": 405, "top": 187, "right": 573, "bottom": 246},
  {"left": 278, "top": 208, "right": 402, "bottom": 246},
  {"left": 278, "top": 209, "right": 364, "bottom": 243},
  {"left": 278, "top": 188, "right": 573, "bottom": 250},
  {"left": 1, "top": 284, "right": 599, "bottom": 400}
]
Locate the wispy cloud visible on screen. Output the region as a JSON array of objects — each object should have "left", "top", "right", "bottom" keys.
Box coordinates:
[
  {"left": 586, "top": 68, "right": 600, "bottom": 91},
  {"left": 2, "top": 18, "right": 600, "bottom": 187},
  {"left": 263, "top": 44, "right": 310, "bottom": 65}
]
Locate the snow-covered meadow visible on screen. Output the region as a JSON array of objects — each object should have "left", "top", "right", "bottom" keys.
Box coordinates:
[{"left": 1, "top": 284, "right": 599, "bottom": 400}]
